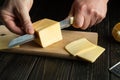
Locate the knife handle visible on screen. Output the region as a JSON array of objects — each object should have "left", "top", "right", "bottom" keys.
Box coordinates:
[
  {"left": 60, "top": 17, "right": 74, "bottom": 29},
  {"left": 70, "top": 17, "right": 74, "bottom": 24}
]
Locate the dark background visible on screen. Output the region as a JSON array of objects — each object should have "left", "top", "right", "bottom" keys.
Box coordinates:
[{"left": 0, "top": 0, "right": 120, "bottom": 80}]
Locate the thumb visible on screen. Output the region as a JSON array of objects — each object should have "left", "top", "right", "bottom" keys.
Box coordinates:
[{"left": 19, "top": 7, "right": 34, "bottom": 34}]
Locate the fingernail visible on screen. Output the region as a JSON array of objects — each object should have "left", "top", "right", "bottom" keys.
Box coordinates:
[
  {"left": 29, "top": 29, "right": 34, "bottom": 34},
  {"left": 27, "top": 27, "right": 34, "bottom": 34}
]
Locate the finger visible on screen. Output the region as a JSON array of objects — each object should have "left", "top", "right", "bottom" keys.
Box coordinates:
[
  {"left": 73, "top": 14, "right": 84, "bottom": 28},
  {"left": 1, "top": 12, "right": 25, "bottom": 35},
  {"left": 81, "top": 14, "right": 91, "bottom": 30},
  {"left": 95, "top": 13, "right": 105, "bottom": 25},
  {"left": 68, "top": 3, "right": 85, "bottom": 28},
  {"left": 72, "top": 6, "right": 84, "bottom": 28},
  {"left": 89, "top": 11, "right": 98, "bottom": 27},
  {"left": 72, "top": 5, "right": 85, "bottom": 29},
  {"left": 5, "top": 19, "right": 25, "bottom": 35},
  {"left": 96, "top": 16, "right": 103, "bottom": 24},
  {"left": 81, "top": 8, "right": 97, "bottom": 29},
  {"left": 18, "top": 7, "right": 34, "bottom": 34}
]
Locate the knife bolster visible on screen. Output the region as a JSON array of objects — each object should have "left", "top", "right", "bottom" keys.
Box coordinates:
[{"left": 33, "top": 18, "right": 63, "bottom": 47}]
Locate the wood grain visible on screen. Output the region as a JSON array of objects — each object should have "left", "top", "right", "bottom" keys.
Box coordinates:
[
  {"left": 0, "top": 0, "right": 120, "bottom": 80},
  {"left": 0, "top": 25, "right": 98, "bottom": 60}
]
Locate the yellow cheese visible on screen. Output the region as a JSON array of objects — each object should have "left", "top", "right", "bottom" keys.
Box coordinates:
[
  {"left": 76, "top": 46, "right": 105, "bottom": 63},
  {"left": 65, "top": 38, "right": 96, "bottom": 56},
  {"left": 33, "top": 19, "right": 63, "bottom": 47},
  {"left": 65, "top": 38, "right": 105, "bottom": 63}
]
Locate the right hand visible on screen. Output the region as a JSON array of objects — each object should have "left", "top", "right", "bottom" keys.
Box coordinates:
[
  {"left": 68, "top": 0, "right": 108, "bottom": 30},
  {"left": 0, "top": 0, "right": 34, "bottom": 35}
]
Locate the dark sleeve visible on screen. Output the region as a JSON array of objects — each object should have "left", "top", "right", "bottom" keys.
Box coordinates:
[
  {"left": 0, "top": 0, "right": 5, "bottom": 24},
  {"left": 0, "top": 0, "right": 4, "bottom": 7}
]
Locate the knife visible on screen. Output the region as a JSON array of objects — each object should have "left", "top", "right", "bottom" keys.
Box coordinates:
[
  {"left": 109, "top": 61, "right": 120, "bottom": 77},
  {"left": 8, "top": 17, "right": 73, "bottom": 47}
]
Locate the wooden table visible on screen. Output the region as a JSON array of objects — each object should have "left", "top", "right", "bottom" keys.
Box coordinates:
[{"left": 0, "top": 0, "right": 120, "bottom": 80}]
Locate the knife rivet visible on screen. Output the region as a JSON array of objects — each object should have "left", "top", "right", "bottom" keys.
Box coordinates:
[{"left": 0, "top": 34, "right": 6, "bottom": 36}]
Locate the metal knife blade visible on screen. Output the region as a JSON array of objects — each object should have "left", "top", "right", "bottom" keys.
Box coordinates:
[
  {"left": 109, "top": 61, "right": 120, "bottom": 77},
  {"left": 8, "top": 17, "right": 73, "bottom": 48}
]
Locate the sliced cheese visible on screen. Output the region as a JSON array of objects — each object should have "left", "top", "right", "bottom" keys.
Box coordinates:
[
  {"left": 65, "top": 38, "right": 96, "bottom": 56},
  {"left": 76, "top": 46, "right": 105, "bottom": 63},
  {"left": 65, "top": 38, "right": 105, "bottom": 63},
  {"left": 33, "top": 19, "right": 63, "bottom": 47}
]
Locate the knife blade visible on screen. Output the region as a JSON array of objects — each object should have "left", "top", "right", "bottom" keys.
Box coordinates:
[
  {"left": 8, "top": 17, "right": 73, "bottom": 47},
  {"left": 109, "top": 61, "right": 120, "bottom": 77}
]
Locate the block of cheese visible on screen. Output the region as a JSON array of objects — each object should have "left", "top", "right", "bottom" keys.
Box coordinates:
[
  {"left": 65, "top": 38, "right": 105, "bottom": 63},
  {"left": 33, "top": 18, "right": 63, "bottom": 47}
]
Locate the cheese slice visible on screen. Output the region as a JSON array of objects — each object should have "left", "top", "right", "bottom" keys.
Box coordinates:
[
  {"left": 76, "top": 46, "right": 105, "bottom": 63},
  {"left": 65, "top": 38, "right": 105, "bottom": 63},
  {"left": 33, "top": 18, "right": 63, "bottom": 47},
  {"left": 65, "top": 38, "right": 96, "bottom": 56}
]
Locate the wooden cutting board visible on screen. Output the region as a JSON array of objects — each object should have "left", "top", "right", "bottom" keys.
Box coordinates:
[{"left": 0, "top": 25, "right": 98, "bottom": 59}]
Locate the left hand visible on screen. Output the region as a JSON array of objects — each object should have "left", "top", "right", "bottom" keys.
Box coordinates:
[{"left": 0, "top": 0, "right": 34, "bottom": 35}]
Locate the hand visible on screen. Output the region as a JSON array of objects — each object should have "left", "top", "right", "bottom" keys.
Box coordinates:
[
  {"left": 0, "top": 0, "right": 34, "bottom": 35},
  {"left": 69, "top": 0, "right": 108, "bottom": 30}
]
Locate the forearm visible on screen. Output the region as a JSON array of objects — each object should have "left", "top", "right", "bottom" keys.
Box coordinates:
[
  {"left": 104, "top": 0, "right": 109, "bottom": 3},
  {"left": 0, "top": 0, "right": 4, "bottom": 24}
]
